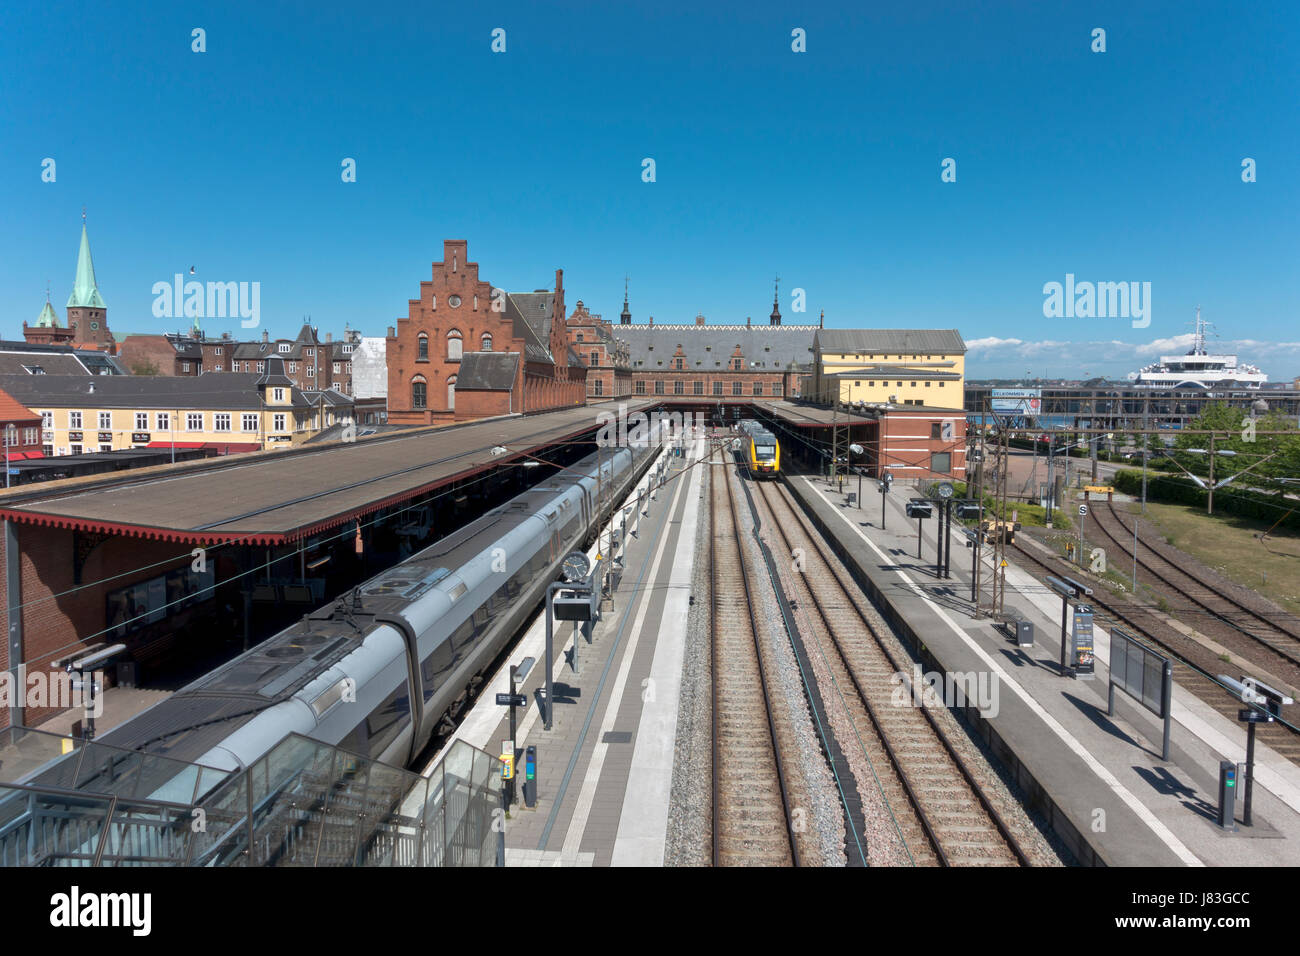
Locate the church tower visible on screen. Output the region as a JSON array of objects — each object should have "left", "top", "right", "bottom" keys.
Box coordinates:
[
  {"left": 620, "top": 276, "right": 632, "bottom": 325},
  {"left": 769, "top": 277, "right": 782, "bottom": 326},
  {"left": 65, "top": 213, "right": 113, "bottom": 349}
]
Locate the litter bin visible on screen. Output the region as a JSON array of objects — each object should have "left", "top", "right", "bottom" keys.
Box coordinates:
[{"left": 1016, "top": 620, "right": 1034, "bottom": 648}]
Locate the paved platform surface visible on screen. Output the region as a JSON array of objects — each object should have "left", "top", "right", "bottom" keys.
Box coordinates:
[
  {"left": 787, "top": 473, "right": 1300, "bottom": 866},
  {"left": 424, "top": 434, "right": 705, "bottom": 866}
]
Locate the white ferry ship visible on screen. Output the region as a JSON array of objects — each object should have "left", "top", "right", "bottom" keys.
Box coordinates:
[{"left": 1129, "top": 309, "right": 1267, "bottom": 389}]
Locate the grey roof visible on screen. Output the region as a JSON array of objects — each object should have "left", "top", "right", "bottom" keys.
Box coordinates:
[
  {"left": 300, "top": 388, "right": 354, "bottom": 407},
  {"left": 567, "top": 346, "right": 586, "bottom": 368},
  {"left": 814, "top": 329, "right": 967, "bottom": 354},
  {"left": 506, "top": 293, "right": 556, "bottom": 365},
  {"left": 523, "top": 342, "right": 552, "bottom": 365},
  {"left": 617, "top": 323, "right": 820, "bottom": 371},
  {"left": 826, "top": 365, "right": 961, "bottom": 380},
  {"left": 0, "top": 341, "right": 123, "bottom": 376},
  {"left": 0, "top": 373, "right": 318, "bottom": 411},
  {"left": 0, "top": 352, "right": 96, "bottom": 377},
  {"left": 254, "top": 356, "right": 294, "bottom": 388},
  {"left": 456, "top": 351, "right": 520, "bottom": 391}
]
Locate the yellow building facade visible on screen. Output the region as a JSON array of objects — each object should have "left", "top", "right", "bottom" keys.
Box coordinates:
[
  {"left": 807, "top": 329, "right": 967, "bottom": 406},
  {"left": 0, "top": 360, "right": 351, "bottom": 457}
]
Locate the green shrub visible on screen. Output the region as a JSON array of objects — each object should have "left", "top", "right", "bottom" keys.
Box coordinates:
[{"left": 1110, "top": 469, "right": 1300, "bottom": 531}]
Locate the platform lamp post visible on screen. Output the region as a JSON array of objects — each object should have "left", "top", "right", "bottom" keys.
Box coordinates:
[
  {"left": 849, "top": 443, "right": 864, "bottom": 508},
  {"left": 4, "top": 424, "right": 14, "bottom": 489}
]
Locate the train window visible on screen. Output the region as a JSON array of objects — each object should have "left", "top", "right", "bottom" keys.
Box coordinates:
[
  {"left": 421, "top": 640, "right": 454, "bottom": 701},
  {"left": 365, "top": 680, "right": 412, "bottom": 759},
  {"left": 450, "top": 615, "right": 475, "bottom": 667}
]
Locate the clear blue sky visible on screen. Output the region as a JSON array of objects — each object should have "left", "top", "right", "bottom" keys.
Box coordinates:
[{"left": 2, "top": 0, "right": 1296, "bottom": 379}]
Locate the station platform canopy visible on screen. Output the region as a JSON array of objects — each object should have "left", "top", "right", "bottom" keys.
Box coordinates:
[{"left": 0, "top": 402, "right": 652, "bottom": 546}]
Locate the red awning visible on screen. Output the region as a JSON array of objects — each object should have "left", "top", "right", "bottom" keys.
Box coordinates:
[
  {"left": 202, "top": 442, "right": 261, "bottom": 454},
  {"left": 6, "top": 451, "right": 46, "bottom": 460}
]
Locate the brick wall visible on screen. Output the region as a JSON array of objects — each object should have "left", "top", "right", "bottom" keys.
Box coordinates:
[
  {"left": 388, "top": 240, "right": 512, "bottom": 424},
  {"left": 0, "top": 525, "right": 215, "bottom": 729}
]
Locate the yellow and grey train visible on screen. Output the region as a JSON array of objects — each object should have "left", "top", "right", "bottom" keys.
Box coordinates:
[{"left": 735, "top": 420, "right": 781, "bottom": 479}]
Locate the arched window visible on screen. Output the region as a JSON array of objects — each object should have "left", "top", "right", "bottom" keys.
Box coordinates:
[
  {"left": 447, "top": 330, "right": 463, "bottom": 361},
  {"left": 411, "top": 375, "right": 427, "bottom": 409},
  {"left": 447, "top": 375, "right": 457, "bottom": 411},
  {"left": 481, "top": 333, "right": 493, "bottom": 352},
  {"left": 417, "top": 334, "right": 429, "bottom": 361}
]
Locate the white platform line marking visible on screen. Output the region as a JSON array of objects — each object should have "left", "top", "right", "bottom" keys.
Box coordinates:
[
  {"left": 803, "top": 477, "right": 1203, "bottom": 867},
  {"left": 560, "top": 441, "right": 699, "bottom": 856},
  {"left": 610, "top": 436, "right": 704, "bottom": 865}
]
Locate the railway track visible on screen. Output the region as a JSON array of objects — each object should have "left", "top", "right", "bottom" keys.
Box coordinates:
[
  {"left": 1009, "top": 536, "right": 1300, "bottom": 765},
  {"left": 1092, "top": 501, "right": 1300, "bottom": 677},
  {"left": 756, "top": 479, "right": 1030, "bottom": 866},
  {"left": 709, "top": 449, "right": 800, "bottom": 866}
]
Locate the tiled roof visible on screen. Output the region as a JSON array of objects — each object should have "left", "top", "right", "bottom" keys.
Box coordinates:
[
  {"left": 0, "top": 372, "right": 320, "bottom": 411},
  {"left": 617, "top": 323, "right": 820, "bottom": 371},
  {"left": 825, "top": 365, "right": 961, "bottom": 380},
  {"left": 0, "top": 387, "right": 40, "bottom": 424},
  {"left": 456, "top": 351, "right": 520, "bottom": 391},
  {"left": 814, "top": 329, "right": 967, "bottom": 354}
]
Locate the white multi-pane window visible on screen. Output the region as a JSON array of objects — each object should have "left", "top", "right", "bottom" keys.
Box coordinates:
[
  {"left": 42, "top": 411, "right": 53, "bottom": 429},
  {"left": 333, "top": 363, "right": 341, "bottom": 374},
  {"left": 257, "top": 361, "right": 265, "bottom": 372},
  {"left": 278, "top": 343, "right": 291, "bottom": 353},
  {"left": 69, "top": 411, "right": 82, "bottom": 428},
  {"left": 135, "top": 413, "right": 148, "bottom": 430},
  {"left": 306, "top": 366, "right": 314, "bottom": 377},
  {"left": 98, "top": 412, "right": 111, "bottom": 430},
  {"left": 156, "top": 412, "right": 170, "bottom": 431},
  {"left": 242, "top": 414, "right": 258, "bottom": 432},
  {"left": 273, "top": 387, "right": 285, "bottom": 402},
  {"left": 186, "top": 413, "right": 203, "bottom": 431},
  {"left": 214, "top": 413, "right": 231, "bottom": 432},
  {"left": 24, "top": 427, "right": 37, "bottom": 445},
  {"left": 288, "top": 362, "right": 297, "bottom": 373},
  {"left": 273, "top": 413, "right": 286, "bottom": 432}
]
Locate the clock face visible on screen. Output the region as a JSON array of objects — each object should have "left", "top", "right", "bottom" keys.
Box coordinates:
[
  {"left": 561, "top": 552, "right": 591, "bottom": 583},
  {"left": 936, "top": 482, "right": 954, "bottom": 499}
]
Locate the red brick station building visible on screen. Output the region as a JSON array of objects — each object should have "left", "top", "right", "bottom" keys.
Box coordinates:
[{"left": 387, "top": 240, "right": 820, "bottom": 424}]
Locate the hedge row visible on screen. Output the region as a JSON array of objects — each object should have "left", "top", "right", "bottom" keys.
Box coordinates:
[{"left": 1110, "top": 469, "right": 1300, "bottom": 531}]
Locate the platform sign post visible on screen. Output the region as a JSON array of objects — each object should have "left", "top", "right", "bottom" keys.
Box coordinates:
[
  {"left": 1217, "top": 761, "right": 1237, "bottom": 830},
  {"left": 522, "top": 745, "right": 537, "bottom": 809},
  {"left": 1047, "top": 576, "right": 1092, "bottom": 679},
  {"left": 1219, "top": 674, "right": 1293, "bottom": 827},
  {"left": 1071, "top": 605, "right": 1095, "bottom": 679}
]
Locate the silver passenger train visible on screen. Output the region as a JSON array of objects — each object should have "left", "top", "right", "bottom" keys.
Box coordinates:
[{"left": 95, "top": 439, "right": 655, "bottom": 775}]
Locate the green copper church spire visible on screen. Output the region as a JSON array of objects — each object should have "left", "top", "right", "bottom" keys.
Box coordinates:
[{"left": 67, "top": 212, "right": 107, "bottom": 310}]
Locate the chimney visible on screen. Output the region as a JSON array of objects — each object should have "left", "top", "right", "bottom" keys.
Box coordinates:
[
  {"left": 326, "top": 332, "right": 333, "bottom": 343},
  {"left": 746, "top": 316, "right": 751, "bottom": 328},
  {"left": 262, "top": 330, "right": 269, "bottom": 343},
  {"left": 648, "top": 316, "right": 653, "bottom": 326},
  {"left": 387, "top": 325, "right": 396, "bottom": 338},
  {"left": 695, "top": 313, "right": 705, "bottom": 326}
]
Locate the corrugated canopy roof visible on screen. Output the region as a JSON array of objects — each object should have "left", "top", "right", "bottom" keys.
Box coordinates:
[{"left": 0, "top": 401, "right": 653, "bottom": 545}]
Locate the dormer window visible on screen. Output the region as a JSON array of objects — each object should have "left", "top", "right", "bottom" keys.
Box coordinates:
[
  {"left": 278, "top": 343, "right": 290, "bottom": 353},
  {"left": 273, "top": 387, "right": 285, "bottom": 402}
]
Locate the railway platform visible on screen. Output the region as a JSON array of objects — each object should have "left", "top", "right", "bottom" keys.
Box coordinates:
[
  {"left": 783, "top": 473, "right": 1300, "bottom": 866},
  {"left": 422, "top": 430, "right": 707, "bottom": 866}
]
